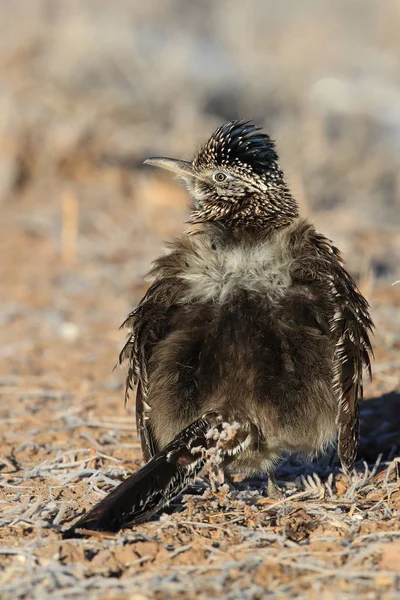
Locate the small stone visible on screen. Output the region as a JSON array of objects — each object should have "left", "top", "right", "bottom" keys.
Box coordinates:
[{"left": 59, "top": 321, "right": 80, "bottom": 341}]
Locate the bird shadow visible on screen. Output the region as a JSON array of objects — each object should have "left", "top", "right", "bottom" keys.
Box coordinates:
[{"left": 358, "top": 390, "right": 400, "bottom": 464}]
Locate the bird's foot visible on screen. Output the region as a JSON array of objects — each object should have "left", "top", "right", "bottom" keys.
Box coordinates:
[{"left": 267, "top": 472, "right": 283, "bottom": 500}]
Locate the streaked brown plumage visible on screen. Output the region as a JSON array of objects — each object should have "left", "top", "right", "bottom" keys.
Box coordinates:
[{"left": 64, "top": 120, "right": 373, "bottom": 535}]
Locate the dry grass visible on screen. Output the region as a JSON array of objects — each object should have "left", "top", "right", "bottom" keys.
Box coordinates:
[{"left": 0, "top": 1, "right": 400, "bottom": 598}]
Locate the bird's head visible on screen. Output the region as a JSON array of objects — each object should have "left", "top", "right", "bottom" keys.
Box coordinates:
[{"left": 144, "top": 120, "right": 298, "bottom": 230}]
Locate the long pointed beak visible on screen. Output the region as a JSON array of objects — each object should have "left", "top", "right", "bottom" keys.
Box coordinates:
[{"left": 143, "top": 157, "right": 196, "bottom": 178}]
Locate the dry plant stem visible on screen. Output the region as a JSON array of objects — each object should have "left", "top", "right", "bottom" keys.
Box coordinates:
[{"left": 61, "top": 190, "right": 79, "bottom": 268}]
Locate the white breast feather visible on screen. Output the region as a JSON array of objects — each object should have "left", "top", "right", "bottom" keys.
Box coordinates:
[{"left": 179, "top": 238, "right": 293, "bottom": 304}]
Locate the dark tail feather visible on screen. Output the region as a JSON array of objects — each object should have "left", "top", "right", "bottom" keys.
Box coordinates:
[{"left": 63, "top": 413, "right": 224, "bottom": 537}]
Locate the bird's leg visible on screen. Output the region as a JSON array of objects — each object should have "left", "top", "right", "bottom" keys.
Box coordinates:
[
  {"left": 206, "top": 466, "right": 234, "bottom": 491},
  {"left": 267, "top": 469, "right": 283, "bottom": 500},
  {"left": 206, "top": 465, "right": 220, "bottom": 493}
]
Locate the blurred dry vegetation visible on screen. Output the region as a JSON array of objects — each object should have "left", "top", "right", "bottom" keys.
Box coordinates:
[{"left": 0, "top": 1, "right": 399, "bottom": 598}]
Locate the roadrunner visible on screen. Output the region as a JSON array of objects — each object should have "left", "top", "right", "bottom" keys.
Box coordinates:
[{"left": 65, "top": 120, "right": 373, "bottom": 535}]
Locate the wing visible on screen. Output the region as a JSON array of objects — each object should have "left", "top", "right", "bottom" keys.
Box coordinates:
[
  {"left": 119, "top": 279, "right": 180, "bottom": 461},
  {"left": 314, "top": 233, "right": 374, "bottom": 472},
  {"left": 119, "top": 238, "right": 193, "bottom": 462}
]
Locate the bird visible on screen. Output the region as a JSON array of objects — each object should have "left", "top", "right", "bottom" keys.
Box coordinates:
[{"left": 64, "top": 120, "right": 373, "bottom": 535}]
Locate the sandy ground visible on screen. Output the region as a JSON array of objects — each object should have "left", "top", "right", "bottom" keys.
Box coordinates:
[{"left": 1, "top": 1, "right": 400, "bottom": 598}]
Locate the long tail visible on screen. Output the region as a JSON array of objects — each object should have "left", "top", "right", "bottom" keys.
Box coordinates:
[{"left": 63, "top": 412, "right": 245, "bottom": 536}]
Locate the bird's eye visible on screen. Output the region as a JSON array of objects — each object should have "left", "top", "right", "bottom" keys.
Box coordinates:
[{"left": 213, "top": 171, "right": 228, "bottom": 183}]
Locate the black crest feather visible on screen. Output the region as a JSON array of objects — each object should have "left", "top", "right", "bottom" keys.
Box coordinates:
[{"left": 194, "top": 120, "right": 278, "bottom": 174}]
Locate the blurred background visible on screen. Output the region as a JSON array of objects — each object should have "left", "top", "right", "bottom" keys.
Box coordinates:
[{"left": 1, "top": 0, "right": 399, "bottom": 402}]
